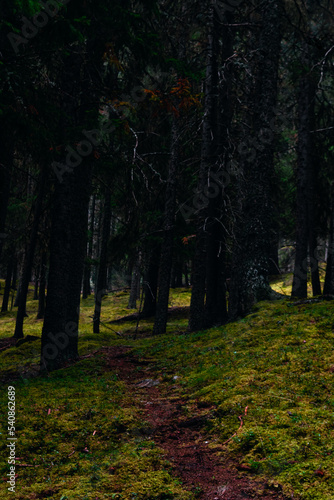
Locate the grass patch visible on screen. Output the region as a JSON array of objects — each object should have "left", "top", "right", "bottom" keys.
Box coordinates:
[{"left": 1, "top": 281, "right": 334, "bottom": 498}]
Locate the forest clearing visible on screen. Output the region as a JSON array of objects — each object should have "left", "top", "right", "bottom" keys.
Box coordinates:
[{"left": 1, "top": 276, "right": 334, "bottom": 500}]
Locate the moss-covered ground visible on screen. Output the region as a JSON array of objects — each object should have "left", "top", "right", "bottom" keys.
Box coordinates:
[{"left": 0, "top": 276, "right": 334, "bottom": 499}]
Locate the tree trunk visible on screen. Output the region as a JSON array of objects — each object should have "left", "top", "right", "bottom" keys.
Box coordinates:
[
  {"left": 229, "top": 0, "right": 282, "bottom": 318},
  {"left": 141, "top": 245, "right": 161, "bottom": 318},
  {"left": 128, "top": 251, "right": 141, "bottom": 309},
  {"left": 174, "top": 256, "right": 183, "bottom": 287},
  {"left": 41, "top": 50, "right": 93, "bottom": 372},
  {"left": 324, "top": 191, "right": 334, "bottom": 295},
  {"left": 153, "top": 117, "right": 179, "bottom": 334},
  {"left": 11, "top": 259, "right": 17, "bottom": 291},
  {"left": 93, "top": 190, "right": 112, "bottom": 333},
  {"left": 14, "top": 167, "right": 47, "bottom": 339},
  {"left": 184, "top": 263, "right": 189, "bottom": 287},
  {"left": 83, "top": 193, "right": 96, "bottom": 299},
  {"left": 1, "top": 252, "right": 14, "bottom": 313},
  {"left": 205, "top": 214, "right": 228, "bottom": 326},
  {"left": 33, "top": 268, "right": 39, "bottom": 300},
  {"left": 291, "top": 40, "right": 315, "bottom": 298},
  {"left": 188, "top": 6, "right": 230, "bottom": 331},
  {"left": 37, "top": 252, "right": 47, "bottom": 319},
  {"left": 0, "top": 131, "right": 13, "bottom": 264}
]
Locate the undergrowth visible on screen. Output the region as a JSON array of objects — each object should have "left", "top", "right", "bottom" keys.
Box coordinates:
[{"left": 1, "top": 278, "right": 334, "bottom": 499}]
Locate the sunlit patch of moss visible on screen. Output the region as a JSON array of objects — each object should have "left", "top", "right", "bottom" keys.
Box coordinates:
[{"left": 270, "top": 269, "right": 326, "bottom": 297}]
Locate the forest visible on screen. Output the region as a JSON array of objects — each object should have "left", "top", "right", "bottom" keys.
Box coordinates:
[{"left": 1, "top": 0, "right": 334, "bottom": 499}]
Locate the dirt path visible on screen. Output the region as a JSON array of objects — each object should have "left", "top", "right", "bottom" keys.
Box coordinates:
[{"left": 104, "top": 346, "right": 292, "bottom": 500}]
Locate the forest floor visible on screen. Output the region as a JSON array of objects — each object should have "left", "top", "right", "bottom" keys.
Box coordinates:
[
  {"left": 0, "top": 274, "right": 334, "bottom": 499},
  {"left": 105, "top": 344, "right": 289, "bottom": 500}
]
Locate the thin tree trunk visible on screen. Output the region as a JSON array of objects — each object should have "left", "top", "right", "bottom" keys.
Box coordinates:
[
  {"left": 189, "top": 3, "right": 219, "bottom": 331},
  {"left": 1, "top": 252, "right": 14, "bottom": 312},
  {"left": 37, "top": 252, "right": 47, "bottom": 319},
  {"left": 141, "top": 245, "right": 160, "bottom": 318},
  {"left": 0, "top": 132, "right": 13, "bottom": 264},
  {"left": 83, "top": 193, "right": 95, "bottom": 299},
  {"left": 324, "top": 191, "right": 334, "bottom": 295},
  {"left": 14, "top": 167, "right": 47, "bottom": 339},
  {"left": 33, "top": 268, "right": 39, "bottom": 300},
  {"left": 184, "top": 263, "right": 189, "bottom": 287},
  {"left": 93, "top": 190, "right": 112, "bottom": 333},
  {"left": 153, "top": 117, "right": 179, "bottom": 335},
  {"left": 292, "top": 40, "right": 314, "bottom": 298},
  {"left": 128, "top": 251, "right": 141, "bottom": 309},
  {"left": 11, "top": 259, "right": 17, "bottom": 291}
]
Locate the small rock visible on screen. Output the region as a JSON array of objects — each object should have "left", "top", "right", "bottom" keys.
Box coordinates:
[{"left": 136, "top": 379, "right": 160, "bottom": 388}]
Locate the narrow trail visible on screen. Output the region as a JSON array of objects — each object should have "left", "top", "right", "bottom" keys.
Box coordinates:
[{"left": 104, "top": 346, "right": 291, "bottom": 500}]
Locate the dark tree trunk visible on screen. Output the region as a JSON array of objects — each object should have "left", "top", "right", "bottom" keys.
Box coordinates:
[
  {"left": 310, "top": 234, "right": 321, "bottom": 296},
  {"left": 174, "top": 256, "right": 183, "bottom": 288},
  {"left": 128, "top": 252, "right": 141, "bottom": 309},
  {"left": 268, "top": 232, "right": 280, "bottom": 275},
  {"left": 0, "top": 131, "right": 13, "bottom": 264},
  {"left": 14, "top": 167, "right": 47, "bottom": 339},
  {"left": 93, "top": 190, "right": 112, "bottom": 333},
  {"left": 229, "top": 0, "right": 282, "bottom": 318},
  {"left": 189, "top": 4, "right": 219, "bottom": 332},
  {"left": 83, "top": 194, "right": 95, "bottom": 299},
  {"left": 37, "top": 252, "right": 47, "bottom": 319},
  {"left": 33, "top": 269, "right": 39, "bottom": 300},
  {"left": 292, "top": 40, "right": 315, "bottom": 298},
  {"left": 1, "top": 252, "right": 14, "bottom": 313},
  {"left": 184, "top": 263, "right": 189, "bottom": 287},
  {"left": 11, "top": 259, "right": 17, "bottom": 291},
  {"left": 14, "top": 277, "right": 21, "bottom": 307},
  {"left": 189, "top": 3, "right": 231, "bottom": 330},
  {"left": 153, "top": 117, "right": 179, "bottom": 334},
  {"left": 41, "top": 50, "right": 93, "bottom": 372},
  {"left": 141, "top": 245, "right": 161, "bottom": 318},
  {"left": 324, "top": 194, "right": 334, "bottom": 295},
  {"left": 205, "top": 214, "right": 228, "bottom": 327}
]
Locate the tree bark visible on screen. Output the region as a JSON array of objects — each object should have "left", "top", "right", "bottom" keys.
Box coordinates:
[
  {"left": 189, "top": 4, "right": 218, "bottom": 332},
  {"left": 0, "top": 131, "right": 13, "bottom": 264},
  {"left": 41, "top": 49, "right": 93, "bottom": 371},
  {"left": 128, "top": 251, "right": 141, "bottom": 309},
  {"left": 291, "top": 40, "right": 315, "bottom": 298},
  {"left": 324, "top": 190, "right": 334, "bottom": 295},
  {"left": 93, "top": 190, "right": 112, "bottom": 333},
  {"left": 37, "top": 252, "right": 47, "bottom": 319},
  {"left": 229, "top": 0, "right": 282, "bottom": 318},
  {"left": 1, "top": 252, "right": 14, "bottom": 313},
  {"left": 189, "top": 2, "right": 230, "bottom": 330},
  {"left": 14, "top": 166, "right": 47, "bottom": 339},
  {"left": 141, "top": 244, "right": 160, "bottom": 318},
  {"left": 153, "top": 117, "right": 179, "bottom": 334},
  {"left": 83, "top": 193, "right": 96, "bottom": 299}
]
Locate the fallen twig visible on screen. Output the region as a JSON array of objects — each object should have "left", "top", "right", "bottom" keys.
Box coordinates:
[{"left": 222, "top": 406, "right": 248, "bottom": 446}]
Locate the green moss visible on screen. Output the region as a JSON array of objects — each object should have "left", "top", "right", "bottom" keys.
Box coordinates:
[{"left": 1, "top": 285, "right": 334, "bottom": 498}]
